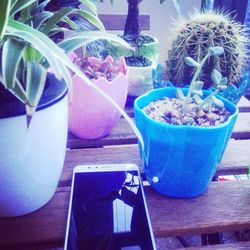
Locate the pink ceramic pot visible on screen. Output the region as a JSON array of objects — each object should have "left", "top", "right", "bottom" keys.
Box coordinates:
[{"left": 68, "top": 56, "right": 128, "bottom": 139}]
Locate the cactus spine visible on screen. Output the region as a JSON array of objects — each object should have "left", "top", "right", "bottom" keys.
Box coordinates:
[{"left": 165, "top": 11, "right": 248, "bottom": 89}]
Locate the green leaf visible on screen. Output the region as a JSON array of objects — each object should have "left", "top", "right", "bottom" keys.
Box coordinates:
[
  {"left": 6, "top": 19, "right": 144, "bottom": 148},
  {"left": 193, "top": 94, "right": 203, "bottom": 105},
  {"left": 217, "top": 85, "right": 227, "bottom": 91},
  {"left": 184, "top": 57, "right": 200, "bottom": 68},
  {"left": 220, "top": 77, "right": 228, "bottom": 86},
  {"left": 41, "top": 7, "right": 105, "bottom": 35},
  {"left": 30, "top": 0, "right": 50, "bottom": 15},
  {"left": 2, "top": 38, "right": 26, "bottom": 88},
  {"left": 58, "top": 31, "right": 132, "bottom": 53},
  {"left": 26, "top": 61, "right": 47, "bottom": 107},
  {"left": 31, "top": 11, "right": 54, "bottom": 29},
  {"left": 41, "top": 7, "right": 75, "bottom": 35},
  {"left": 176, "top": 88, "right": 186, "bottom": 100},
  {"left": 58, "top": 37, "right": 95, "bottom": 53},
  {"left": 80, "top": 0, "right": 97, "bottom": 14},
  {"left": 211, "top": 96, "right": 224, "bottom": 108},
  {"left": 10, "top": 0, "right": 37, "bottom": 17},
  {"left": 76, "top": 9, "right": 105, "bottom": 31},
  {"left": 193, "top": 81, "right": 204, "bottom": 91},
  {"left": 24, "top": 46, "right": 42, "bottom": 62},
  {"left": 191, "top": 90, "right": 203, "bottom": 96},
  {"left": 61, "top": 16, "right": 78, "bottom": 30},
  {"left": 7, "top": 20, "right": 63, "bottom": 79},
  {"left": 0, "top": 71, "right": 28, "bottom": 103},
  {"left": 211, "top": 69, "right": 222, "bottom": 85},
  {"left": 9, "top": 78, "right": 29, "bottom": 104},
  {"left": 0, "top": 0, "right": 11, "bottom": 40},
  {"left": 208, "top": 46, "right": 224, "bottom": 56}
]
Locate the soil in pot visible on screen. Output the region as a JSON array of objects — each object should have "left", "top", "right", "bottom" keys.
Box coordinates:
[
  {"left": 143, "top": 96, "right": 230, "bottom": 127},
  {"left": 0, "top": 73, "right": 67, "bottom": 118},
  {"left": 122, "top": 34, "right": 155, "bottom": 47},
  {"left": 125, "top": 55, "right": 152, "bottom": 67}
]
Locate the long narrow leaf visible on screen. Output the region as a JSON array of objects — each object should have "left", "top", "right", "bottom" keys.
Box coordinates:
[
  {"left": 41, "top": 7, "right": 78, "bottom": 35},
  {"left": 59, "top": 62, "right": 73, "bottom": 101},
  {"left": 7, "top": 21, "right": 63, "bottom": 80},
  {"left": 31, "top": 12, "right": 54, "bottom": 29},
  {"left": 58, "top": 37, "right": 97, "bottom": 53},
  {"left": 0, "top": 0, "right": 11, "bottom": 40},
  {"left": 24, "top": 46, "right": 42, "bottom": 61},
  {"left": 59, "top": 31, "right": 132, "bottom": 52},
  {"left": 11, "top": 0, "right": 18, "bottom": 7},
  {"left": 7, "top": 20, "right": 144, "bottom": 149},
  {"left": 9, "top": 78, "right": 29, "bottom": 103},
  {"left": 26, "top": 61, "right": 46, "bottom": 107},
  {"left": 25, "top": 61, "right": 47, "bottom": 126},
  {"left": 2, "top": 38, "right": 26, "bottom": 88},
  {"left": 76, "top": 9, "right": 105, "bottom": 31},
  {"left": 41, "top": 7, "right": 105, "bottom": 35},
  {"left": 61, "top": 16, "right": 78, "bottom": 30},
  {"left": 30, "top": 0, "right": 50, "bottom": 15},
  {"left": 10, "top": 0, "right": 37, "bottom": 17},
  {"left": 80, "top": 0, "right": 97, "bottom": 14}
]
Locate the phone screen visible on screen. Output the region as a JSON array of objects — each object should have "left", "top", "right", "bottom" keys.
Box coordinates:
[{"left": 65, "top": 169, "right": 155, "bottom": 250}]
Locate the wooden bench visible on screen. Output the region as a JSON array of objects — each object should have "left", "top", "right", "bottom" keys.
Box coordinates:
[{"left": 0, "top": 97, "right": 250, "bottom": 249}]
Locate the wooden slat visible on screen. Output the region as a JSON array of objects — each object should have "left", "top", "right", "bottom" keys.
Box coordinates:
[
  {"left": 148, "top": 180, "right": 250, "bottom": 237},
  {"left": 67, "top": 111, "right": 250, "bottom": 149},
  {"left": 0, "top": 186, "right": 69, "bottom": 248},
  {"left": 62, "top": 139, "right": 250, "bottom": 187},
  {"left": 98, "top": 14, "right": 150, "bottom": 30},
  {"left": 67, "top": 120, "right": 136, "bottom": 148},
  {"left": 238, "top": 97, "right": 250, "bottom": 112},
  {"left": 231, "top": 112, "right": 250, "bottom": 139},
  {"left": 1, "top": 181, "right": 250, "bottom": 248},
  {"left": 177, "top": 241, "right": 250, "bottom": 249}
]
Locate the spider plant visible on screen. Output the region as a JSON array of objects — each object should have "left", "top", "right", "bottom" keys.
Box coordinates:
[{"left": 0, "top": 0, "right": 143, "bottom": 145}]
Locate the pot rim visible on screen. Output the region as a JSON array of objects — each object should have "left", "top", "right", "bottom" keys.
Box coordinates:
[
  {"left": 134, "top": 87, "right": 239, "bottom": 130},
  {"left": 0, "top": 73, "right": 67, "bottom": 119}
]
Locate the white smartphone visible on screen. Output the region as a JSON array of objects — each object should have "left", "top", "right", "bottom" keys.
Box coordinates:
[{"left": 64, "top": 164, "right": 156, "bottom": 250}]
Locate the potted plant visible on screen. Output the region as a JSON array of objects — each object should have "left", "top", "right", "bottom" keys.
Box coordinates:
[
  {"left": 156, "top": 10, "right": 249, "bottom": 104},
  {"left": 134, "top": 47, "right": 238, "bottom": 198},
  {"left": 101, "top": 0, "right": 159, "bottom": 97},
  {"left": 0, "top": 0, "right": 138, "bottom": 217},
  {"left": 68, "top": 53, "right": 128, "bottom": 139}
]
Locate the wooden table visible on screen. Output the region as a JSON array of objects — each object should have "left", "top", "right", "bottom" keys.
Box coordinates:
[{"left": 1, "top": 97, "right": 250, "bottom": 250}]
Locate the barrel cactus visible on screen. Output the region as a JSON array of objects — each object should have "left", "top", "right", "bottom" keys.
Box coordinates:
[{"left": 165, "top": 11, "right": 248, "bottom": 91}]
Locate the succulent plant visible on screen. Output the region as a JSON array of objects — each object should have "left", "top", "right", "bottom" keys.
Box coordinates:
[
  {"left": 73, "top": 55, "right": 124, "bottom": 81},
  {"left": 165, "top": 11, "right": 248, "bottom": 90},
  {"left": 144, "top": 47, "right": 231, "bottom": 127},
  {"left": 177, "top": 46, "right": 228, "bottom": 115}
]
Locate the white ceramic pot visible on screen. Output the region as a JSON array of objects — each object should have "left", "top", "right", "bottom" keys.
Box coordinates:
[
  {"left": 0, "top": 77, "right": 68, "bottom": 217},
  {"left": 127, "top": 64, "right": 155, "bottom": 97}
]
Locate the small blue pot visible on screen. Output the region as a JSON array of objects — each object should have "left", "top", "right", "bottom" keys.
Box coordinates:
[{"left": 134, "top": 88, "right": 238, "bottom": 198}]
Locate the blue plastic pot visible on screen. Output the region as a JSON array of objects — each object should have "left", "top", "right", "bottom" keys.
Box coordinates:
[{"left": 134, "top": 88, "right": 238, "bottom": 198}]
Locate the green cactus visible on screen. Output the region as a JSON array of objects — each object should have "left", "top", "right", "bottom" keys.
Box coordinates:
[{"left": 165, "top": 11, "right": 248, "bottom": 89}]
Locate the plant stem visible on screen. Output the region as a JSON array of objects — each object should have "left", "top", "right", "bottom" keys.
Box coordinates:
[
  {"left": 124, "top": 0, "right": 140, "bottom": 37},
  {"left": 182, "top": 53, "right": 210, "bottom": 115},
  {"left": 199, "top": 89, "right": 219, "bottom": 112}
]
